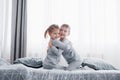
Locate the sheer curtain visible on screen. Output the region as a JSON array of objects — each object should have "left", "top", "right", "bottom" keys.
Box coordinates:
[
  {"left": 27, "top": 0, "right": 120, "bottom": 68},
  {"left": 0, "top": 0, "right": 12, "bottom": 61}
]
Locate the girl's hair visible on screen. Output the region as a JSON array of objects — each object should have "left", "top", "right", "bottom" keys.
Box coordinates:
[{"left": 44, "top": 24, "right": 59, "bottom": 38}]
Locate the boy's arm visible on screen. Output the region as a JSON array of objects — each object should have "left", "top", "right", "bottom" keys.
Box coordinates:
[{"left": 52, "top": 40, "right": 71, "bottom": 51}]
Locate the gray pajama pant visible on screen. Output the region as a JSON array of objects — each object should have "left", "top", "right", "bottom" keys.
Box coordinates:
[
  {"left": 66, "top": 60, "right": 82, "bottom": 71},
  {"left": 43, "top": 63, "right": 66, "bottom": 70}
]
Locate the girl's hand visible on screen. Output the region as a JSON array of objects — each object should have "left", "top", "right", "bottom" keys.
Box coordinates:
[{"left": 48, "top": 40, "right": 53, "bottom": 48}]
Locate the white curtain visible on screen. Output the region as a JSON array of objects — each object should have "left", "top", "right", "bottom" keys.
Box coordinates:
[
  {"left": 0, "top": 0, "right": 12, "bottom": 61},
  {"left": 27, "top": 0, "right": 120, "bottom": 68}
]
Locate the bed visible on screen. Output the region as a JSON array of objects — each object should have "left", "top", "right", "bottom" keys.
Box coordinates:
[{"left": 0, "top": 64, "right": 120, "bottom": 80}]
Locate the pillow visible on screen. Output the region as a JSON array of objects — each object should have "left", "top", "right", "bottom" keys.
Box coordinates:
[
  {"left": 0, "top": 58, "right": 11, "bottom": 66},
  {"left": 14, "top": 57, "right": 43, "bottom": 68},
  {"left": 82, "top": 57, "right": 117, "bottom": 70}
]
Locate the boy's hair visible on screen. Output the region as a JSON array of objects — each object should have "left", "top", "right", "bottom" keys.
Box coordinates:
[
  {"left": 61, "top": 24, "right": 70, "bottom": 34},
  {"left": 44, "top": 24, "right": 59, "bottom": 38}
]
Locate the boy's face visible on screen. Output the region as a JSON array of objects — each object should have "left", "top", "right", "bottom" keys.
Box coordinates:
[
  {"left": 59, "top": 27, "right": 70, "bottom": 39},
  {"left": 49, "top": 29, "right": 60, "bottom": 40}
]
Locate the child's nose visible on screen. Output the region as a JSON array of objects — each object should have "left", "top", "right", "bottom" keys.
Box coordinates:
[
  {"left": 61, "top": 31, "right": 64, "bottom": 34},
  {"left": 60, "top": 30, "right": 64, "bottom": 33}
]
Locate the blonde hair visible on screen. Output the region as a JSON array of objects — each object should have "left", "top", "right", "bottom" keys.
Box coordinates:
[
  {"left": 61, "top": 24, "right": 70, "bottom": 35},
  {"left": 44, "top": 24, "right": 59, "bottom": 38}
]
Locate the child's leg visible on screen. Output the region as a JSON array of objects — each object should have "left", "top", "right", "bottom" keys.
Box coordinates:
[
  {"left": 55, "top": 64, "right": 67, "bottom": 70},
  {"left": 43, "top": 63, "right": 54, "bottom": 69},
  {"left": 43, "top": 63, "right": 66, "bottom": 70},
  {"left": 66, "top": 61, "right": 81, "bottom": 71}
]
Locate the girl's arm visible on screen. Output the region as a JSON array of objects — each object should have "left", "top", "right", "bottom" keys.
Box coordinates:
[
  {"left": 50, "top": 46, "right": 63, "bottom": 56},
  {"left": 48, "top": 40, "right": 63, "bottom": 56}
]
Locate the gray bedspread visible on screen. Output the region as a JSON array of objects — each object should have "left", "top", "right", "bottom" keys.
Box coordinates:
[
  {"left": 27, "top": 68, "right": 120, "bottom": 80},
  {"left": 0, "top": 64, "right": 120, "bottom": 80}
]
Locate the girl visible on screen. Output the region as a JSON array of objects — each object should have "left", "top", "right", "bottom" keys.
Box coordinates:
[{"left": 43, "top": 24, "right": 65, "bottom": 70}]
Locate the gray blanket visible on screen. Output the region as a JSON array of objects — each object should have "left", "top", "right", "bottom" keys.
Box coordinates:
[
  {"left": 0, "top": 64, "right": 120, "bottom": 80},
  {"left": 26, "top": 68, "right": 120, "bottom": 80},
  {"left": 0, "top": 64, "right": 27, "bottom": 80}
]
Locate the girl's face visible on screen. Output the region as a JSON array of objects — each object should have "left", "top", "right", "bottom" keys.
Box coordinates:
[
  {"left": 49, "top": 29, "right": 60, "bottom": 40},
  {"left": 59, "top": 27, "right": 70, "bottom": 39}
]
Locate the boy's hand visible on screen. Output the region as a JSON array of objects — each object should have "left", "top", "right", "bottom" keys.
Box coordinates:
[{"left": 48, "top": 40, "right": 53, "bottom": 48}]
